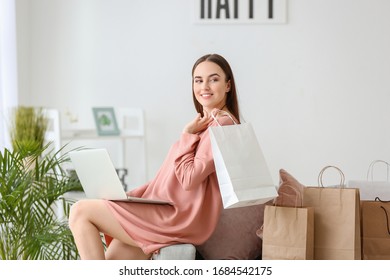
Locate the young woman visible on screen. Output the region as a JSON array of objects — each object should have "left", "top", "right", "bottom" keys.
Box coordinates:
[{"left": 68, "top": 53, "right": 241, "bottom": 259}]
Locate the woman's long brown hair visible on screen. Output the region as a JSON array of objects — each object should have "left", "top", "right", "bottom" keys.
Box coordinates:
[{"left": 191, "top": 54, "right": 240, "bottom": 123}]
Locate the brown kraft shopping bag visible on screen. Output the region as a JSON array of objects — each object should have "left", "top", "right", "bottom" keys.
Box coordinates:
[
  {"left": 303, "top": 166, "right": 361, "bottom": 260},
  {"left": 361, "top": 198, "right": 390, "bottom": 259},
  {"left": 262, "top": 204, "right": 314, "bottom": 260}
]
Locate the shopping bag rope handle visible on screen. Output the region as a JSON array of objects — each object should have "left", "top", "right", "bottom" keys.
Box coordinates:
[
  {"left": 375, "top": 197, "right": 390, "bottom": 235},
  {"left": 272, "top": 184, "right": 304, "bottom": 221},
  {"left": 317, "top": 165, "right": 345, "bottom": 188},
  {"left": 380, "top": 207, "right": 390, "bottom": 235},
  {"left": 367, "top": 160, "right": 390, "bottom": 182},
  {"left": 211, "top": 109, "right": 237, "bottom": 126},
  {"left": 375, "top": 197, "right": 390, "bottom": 203}
]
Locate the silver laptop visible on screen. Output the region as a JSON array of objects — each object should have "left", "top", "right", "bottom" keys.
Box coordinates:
[{"left": 69, "top": 148, "right": 172, "bottom": 205}]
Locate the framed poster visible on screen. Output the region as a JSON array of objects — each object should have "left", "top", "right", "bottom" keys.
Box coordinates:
[
  {"left": 92, "top": 107, "right": 120, "bottom": 136},
  {"left": 193, "top": 0, "right": 287, "bottom": 24}
]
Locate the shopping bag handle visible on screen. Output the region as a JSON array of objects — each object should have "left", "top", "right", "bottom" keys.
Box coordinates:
[
  {"left": 272, "top": 184, "right": 304, "bottom": 223},
  {"left": 381, "top": 206, "right": 390, "bottom": 235},
  {"left": 317, "top": 165, "right": 345, "bottom": 188},
  {"left": 211, "top": 109, "right": 237, "bottom": 126},
  {"left": 375, "top": 197, "right": 390, "bottom": 203},
  {"left": 366, "top": 160, "right": 390, "bottom": 182},
  {"left": 375, "top": 197, "right": 390, "bottom": 235}
]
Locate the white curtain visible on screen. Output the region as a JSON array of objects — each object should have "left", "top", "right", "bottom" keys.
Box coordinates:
[{"left": 0, "top": 0, "right": 18, "bottom": 150}]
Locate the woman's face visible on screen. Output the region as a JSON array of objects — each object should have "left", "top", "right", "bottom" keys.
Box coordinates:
[{"left": 193, "top": 61, "right": 231, "bottom": 113}]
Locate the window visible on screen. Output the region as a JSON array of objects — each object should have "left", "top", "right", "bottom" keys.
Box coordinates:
[{"left": 0, "top": 0, "right": 18, "bottom": 150}]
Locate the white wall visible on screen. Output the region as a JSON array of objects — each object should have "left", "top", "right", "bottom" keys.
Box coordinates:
[{"left": 14, "top": 0, "right": 390, "bottom": 186}]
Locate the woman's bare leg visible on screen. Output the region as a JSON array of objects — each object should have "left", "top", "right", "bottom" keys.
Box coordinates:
[
  {"left": 69, "top": 199, "right": 143, "bottom": 260},
  {"left": 105, "top": 239, "right": 151, "bottom": 260}
]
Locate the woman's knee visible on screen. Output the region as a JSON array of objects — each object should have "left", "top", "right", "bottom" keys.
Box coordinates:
[
  {"left": 68, "top": 200, "right": 92, "bottom": 230},
  {"left": 69, "top": 199, "right": 108, "bottom": 230}
]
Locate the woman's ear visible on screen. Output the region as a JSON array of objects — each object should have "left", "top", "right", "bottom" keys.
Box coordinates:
[{"left": 226, "top": 80, "right": 231, "bottom": 93}]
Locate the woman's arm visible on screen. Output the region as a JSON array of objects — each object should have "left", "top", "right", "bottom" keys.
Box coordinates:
[
  {"left": 174, "top": 114, "right": 235, "bottom": 191},
  {"left": 174, "top": 132, "right": 213, "bottom": 191}
]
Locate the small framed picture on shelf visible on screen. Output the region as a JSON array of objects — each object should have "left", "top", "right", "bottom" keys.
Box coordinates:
[{"left": 92, "top": 107, "right": 120, "bottom": 136}]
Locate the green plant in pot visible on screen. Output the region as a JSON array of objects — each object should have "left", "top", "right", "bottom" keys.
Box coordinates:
[
  {"left": 2, "top": 105, "right": 83, "bottom": 259},
  {"left": 9, "top": 106, "right": 48, "bottom": 155},
  {"left": 0, "top": 143, "right": 83, "bottom": 259}
]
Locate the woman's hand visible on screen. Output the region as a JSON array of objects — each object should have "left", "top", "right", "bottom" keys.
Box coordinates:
[{"left": 182, "top": 110, "right": 213, "bottom": 134}]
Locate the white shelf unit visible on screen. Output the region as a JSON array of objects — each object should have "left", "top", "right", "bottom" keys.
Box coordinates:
[{"left": 61, "top": 108, "right": 147, "bottom": 190}]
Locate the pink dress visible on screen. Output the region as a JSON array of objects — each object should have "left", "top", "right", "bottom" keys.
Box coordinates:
[{"left": 103, "top": 115, "right": 235, "bottom": 254}]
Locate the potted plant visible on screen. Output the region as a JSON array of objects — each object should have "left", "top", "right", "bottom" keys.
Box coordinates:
[
  {"left": 9, "top": 106, "right": 48, "bottom": 155},
  {"left": 0, "top": 141, "right": 83, "bottom": 259}
]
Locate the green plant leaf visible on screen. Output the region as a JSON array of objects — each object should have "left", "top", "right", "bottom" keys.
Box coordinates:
[{"left": 0, "top": 144, "right": 83, "bottom": 259}]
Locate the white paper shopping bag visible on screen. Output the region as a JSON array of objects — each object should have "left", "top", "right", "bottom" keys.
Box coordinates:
[
  {"left": 209, "top": 117, "right": 277, "bottom": 209},
  {"left": 347, "top": 160, "right": 390, "bottom": 200}
]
